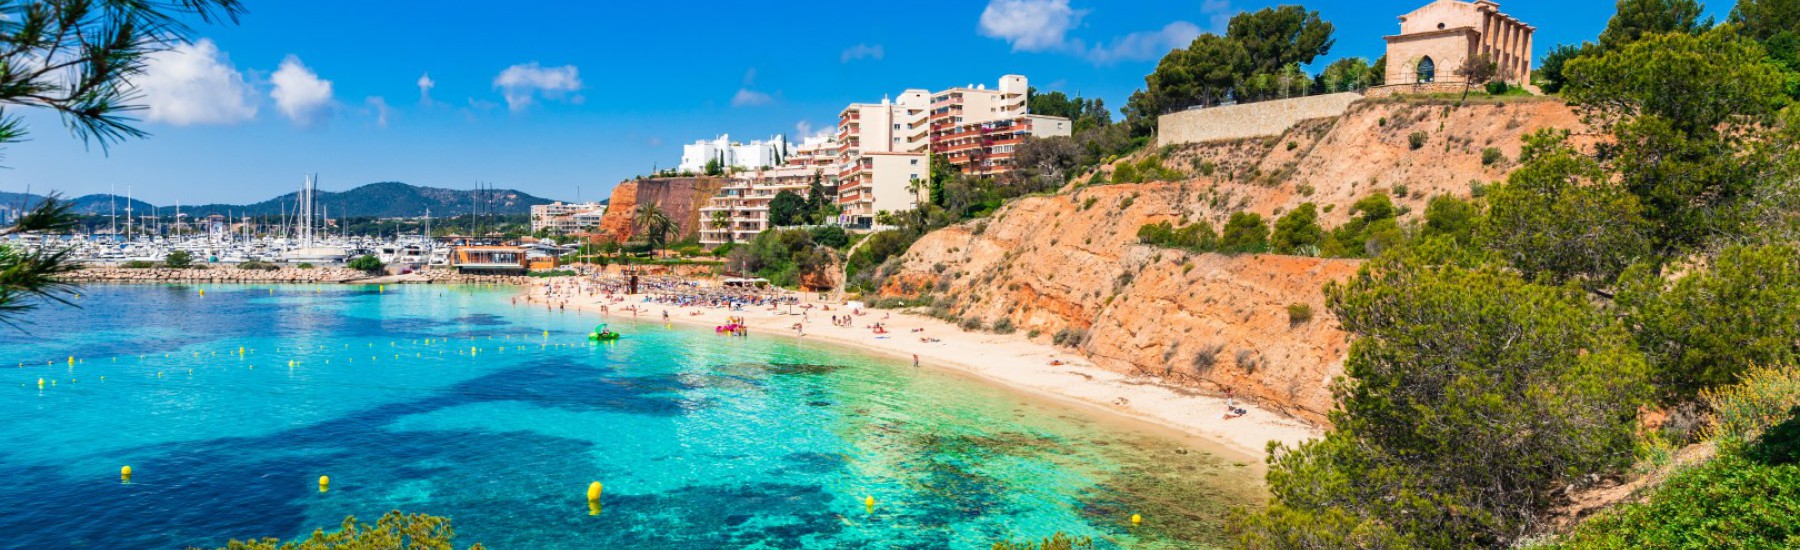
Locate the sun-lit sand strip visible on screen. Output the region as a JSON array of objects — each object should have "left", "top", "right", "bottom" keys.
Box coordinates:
[{"left": 523, "top": 282, "right": 1321, "bottom": 460}]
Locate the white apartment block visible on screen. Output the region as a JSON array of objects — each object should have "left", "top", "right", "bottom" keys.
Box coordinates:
[
  {"left": 698, "top": 135, "right": 840, "bottom": 246},
  {"left": 530, "top": 201, "right": 606, "bottom": 234},
  {"left": 678, "top": 134, "right": 789, "bottom": 173},
  {"left": 835, "top": 90, "right": 931, "bottom": 226}
]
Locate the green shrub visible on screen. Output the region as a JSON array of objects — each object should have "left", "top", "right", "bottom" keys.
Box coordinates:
[
  {"left": 296, "top": 263, "right": 315, "bottom": 269},
  {"left": 1484, "top": 81, "right": 1509, "bottom": 95},
  {"left": 711, "top": 243, "right": 737, "bottom": 258},
  {"left": 959, "top": 316, "right": 984, "bottom": 331},
  {"left": 164, "top": 250, "right": 193, "bottom": 268},
  {"left": 1052, "top": 327, "right": 1088, "bottom": 347},
  {"left": 347, "top": 255, "right": 385, "bottom": 273},
  {"left": 1081, "top": 197, "right": 1098, "bottom": 210},
  {"left": 122, "top": 260, "right": 157, "bottom": 269},
  {"left": 1286, "top": 141, "right": 1298, "bottom": 151},
  {"left": 1286, "top": 303, "right": 1313, "bottom": 325},
  {"left": 1407, "top": 131, "right": 1428, "bottom": 150},
  {"left": 1481, "top": 147, "right": 1505, "bottom": 166},
  {"left": 1218, "top": 212, "right": 1270, "bottom": 254},
  {"left": 992, "top": 317, "right": 1016, "bottom": 335},
  {"left": 237, "top": 260, "right": 280, "bottom": 271}
]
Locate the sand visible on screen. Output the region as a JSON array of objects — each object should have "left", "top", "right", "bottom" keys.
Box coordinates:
[{"left": 524, "top": 285, "right": 1322, "bottom": 461}]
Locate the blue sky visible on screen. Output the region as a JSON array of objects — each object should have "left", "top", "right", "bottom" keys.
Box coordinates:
[{"left": 1, "top": 0, "right": 1733, "bottom": 205}]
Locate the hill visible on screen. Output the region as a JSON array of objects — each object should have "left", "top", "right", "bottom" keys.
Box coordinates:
[
  {"left": 872, "top": 96, "right": 1582, "bottom": 424},
  {"left": 13, "top": 182, "right": 562, "bottom": 218}
]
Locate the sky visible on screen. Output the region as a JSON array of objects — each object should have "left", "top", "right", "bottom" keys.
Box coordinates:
[{"left": 0, "top": 0, "right": 1736, "bottom": 205}]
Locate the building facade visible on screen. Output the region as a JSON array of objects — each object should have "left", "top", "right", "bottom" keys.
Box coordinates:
[
  {"left": 529, "top": 201, "right": 606, "bottom": 234},
  {"left": 1383, "top": 0, "right": 1534, "bottom": 86},
  {"left": 698, "top": 135, "right": 839, "bottom": 245},
  {"left": 678, "top": 134, "right": 789, "bottom": 173}
]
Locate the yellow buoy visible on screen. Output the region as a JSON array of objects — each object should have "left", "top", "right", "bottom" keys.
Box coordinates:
[
  {"left": 864, "top": 495, "right": 875, "bottom": 512},
  {"left": 68, "top": 356, "right": 75, "bottom": 365},
  {"left": 319, "top": 475, "right": 330, "bottom": 493},
  {"left": 588, "top": 500, "right": 602, "bottom": 516},
  {"left": 1131, "top": 514, "right": 1142, "bottom": 527},
  {"left": 36, "top": 378, "right": 44, "bottom": 389},
  {"left": 586, "top": 481, "right": 603, "bottom": 501},
  {"left": 121, "top": 465, "right": 132, "bottom": 482},
  {"left": 199, "top": 289, "right": 204, "bottom": 297}
]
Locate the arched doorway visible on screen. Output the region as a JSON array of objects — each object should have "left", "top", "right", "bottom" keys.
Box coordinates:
[{"left": 1417, "top": 56, "right": 1436, "bottom": 83}]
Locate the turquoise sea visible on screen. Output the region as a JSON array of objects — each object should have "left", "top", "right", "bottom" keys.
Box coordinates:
[{"left": 0, "top": 284, "right": 1260, "bottom": 549}]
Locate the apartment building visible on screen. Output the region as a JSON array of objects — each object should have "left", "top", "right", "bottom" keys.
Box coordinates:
[
  {"left": 678, "top": 134, "right": 789, "bottom": 173},
  {"left": 695, "top": 74, "right": 1073, "bottom": 236},
  {"left": 835, "top": 90, "right": 931, "bottom": 226},
  {"left": 698, "top": 135, "right": 838, "bottom": 245},
  {"left": 529, "top": 201, "right": 606, "bottom": 234}
]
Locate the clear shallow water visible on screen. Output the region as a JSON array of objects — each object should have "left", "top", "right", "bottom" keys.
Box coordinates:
[{"left": 0, "top": 284, "right": 1259, "bottom": 549}]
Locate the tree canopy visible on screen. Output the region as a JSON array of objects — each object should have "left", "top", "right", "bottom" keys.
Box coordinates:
[{"left": 1597, "top": 0, "right": 1711, "bottom": 50}]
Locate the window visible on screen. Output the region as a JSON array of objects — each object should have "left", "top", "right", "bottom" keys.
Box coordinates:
[
  {"left": 1417, "top": 56, "right": 1436, "bottom": 83},
  {"left": 893, "top": 124, "right": 901, "bottom": 130},
  {"left": 910, "top": 159, "right": 919, "bottom": 165}
]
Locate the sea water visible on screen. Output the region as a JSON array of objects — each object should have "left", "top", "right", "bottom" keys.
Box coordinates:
[{"left": 0, "top": 284, "right": 1260, "bottom": 549}]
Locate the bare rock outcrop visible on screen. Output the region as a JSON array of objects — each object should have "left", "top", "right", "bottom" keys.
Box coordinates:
[
  {"left": 880, "top": 97, "right": 1584, "bottom": 425},
  {"left": 597, "top": 177, "right": 728, "bottom": 241}
]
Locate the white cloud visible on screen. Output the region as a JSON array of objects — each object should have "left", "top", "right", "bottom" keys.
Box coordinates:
[
  {"left": 417, "top": 72, "right": 436, "bottom": 104},
  {"left": 977, "top": 0, "right": 1234, "bottom": 65},
  {"left": 978, "top": 0, "right": 1083, "bottom": 52},
  {"left": 270, "top": 55, "right": 335, "bottom": 126},
  {"left": 794, "top": 120, "right": 833, "bottom": 141},
  {"left": 731, "top": 89, "right": 773, "bottom": 107},
  {"left": 494, "top": 62, "right": 581, "bottom": 111},
  {"left": 1201, "top": 0, "right": 1233, "bottom": 33},
  {"left": 133, "top": 39, "right": 257, "bottom": 126},
  {"left": 840, "top": 44, "right": 885, "bottom": 63},
  {"left": 732, "top": 68, "right": 774, "bottom": 108},
  {"left": 365, "top": 96, "right": 391, "bottom": 128},
  {"left": 1084, "top": 21, "right": 1201, "bottom": 64}
]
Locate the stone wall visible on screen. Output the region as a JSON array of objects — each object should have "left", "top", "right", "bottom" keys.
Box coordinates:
[
  {"left": 1157, "top": 92, "right": 1362, "bottom": 146},
  {"left": 1364, "top": 81, "right": 1472, "bottom": 98}
]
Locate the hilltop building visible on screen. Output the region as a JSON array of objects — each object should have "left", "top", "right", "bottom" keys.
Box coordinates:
[
  {"left": 1383, "top": 0, "right": 1535, "bottom": 87},
  {"left": 530, "top": 201, "right": 606, "bottom": 234},
  {"left": 678, "top": 134, "right": 789, "bottom": 173}
]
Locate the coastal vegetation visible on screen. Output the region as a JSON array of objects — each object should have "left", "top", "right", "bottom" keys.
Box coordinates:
[{"left": 1233, "top": 16, "right": 1800, "bottom": 546}]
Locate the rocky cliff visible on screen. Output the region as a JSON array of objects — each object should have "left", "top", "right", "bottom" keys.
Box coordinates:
[
  {"left": 597, "top": 177, "right": 727, "bottom": 241},
  {"left": 879, "top": 96, "right": 1583, "bottom": 424}
]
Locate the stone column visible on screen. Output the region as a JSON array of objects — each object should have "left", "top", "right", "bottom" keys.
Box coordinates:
[{"left": 1523, "top": 29, "right": 1534, "bottom": 82}]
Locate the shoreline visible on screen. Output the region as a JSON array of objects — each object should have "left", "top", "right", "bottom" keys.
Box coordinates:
[{"left": 525, "top": 285, "right": 1321, "bottom": 461}]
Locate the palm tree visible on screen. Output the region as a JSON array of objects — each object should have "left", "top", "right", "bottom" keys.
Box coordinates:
[
  {"left": 709, "top": 210, "right": 733, "bottom": 245},
  {"left": 633, "top": 203, "right": 675, "bottom": 259}
]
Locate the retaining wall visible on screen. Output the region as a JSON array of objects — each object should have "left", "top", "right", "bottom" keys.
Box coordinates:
[{"left": 1157, "top": 92, "right": 1362, "bottom": 145}]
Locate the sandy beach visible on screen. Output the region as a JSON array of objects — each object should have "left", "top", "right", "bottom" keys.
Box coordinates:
[{"left": 523, "top": 282, "right": 1321, "bottom": 460}]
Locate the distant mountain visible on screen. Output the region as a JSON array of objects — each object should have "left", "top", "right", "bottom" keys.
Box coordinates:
[{"left": 22, "top": 182, "right": 563, "bottom": 218}]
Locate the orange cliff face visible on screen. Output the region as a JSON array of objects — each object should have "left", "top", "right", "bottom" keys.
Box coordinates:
[
  {"left": 593, "top": 177, "right": 728, "bottom": 243},
  {"left": 878, "top": 96, "right": 1583, "bottom": 425}
]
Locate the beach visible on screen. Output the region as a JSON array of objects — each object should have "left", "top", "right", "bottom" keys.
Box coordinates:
[{"left": 524, "top": 281, "right": 1322, "bottom": 460}]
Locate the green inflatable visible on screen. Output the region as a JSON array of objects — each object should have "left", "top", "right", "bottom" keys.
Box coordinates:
[{"left": 589, "top": 324, "right": 620, "bottom": 341}]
